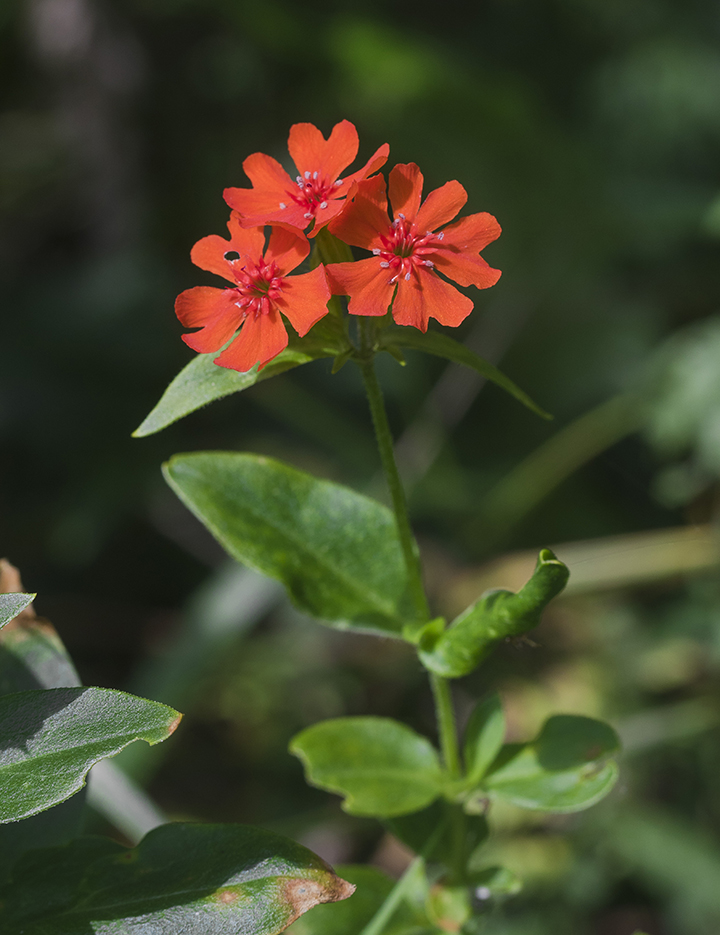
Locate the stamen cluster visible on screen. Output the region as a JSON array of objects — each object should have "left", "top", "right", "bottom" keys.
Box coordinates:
[
  {"left": 373, "top": 215, "right": 442, "bottom": 285},
  {"left": 228, "top": 258, "right": 284, "bottom": 319}
]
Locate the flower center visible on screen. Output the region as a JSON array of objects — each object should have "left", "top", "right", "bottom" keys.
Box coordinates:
[
  {"left": 288, "top": 170, "right": 343, "bottom": 220},
  {"left": 374, "top": 215, "right": 442, "bottom": 284},
  {"left": 227, "top": 257, "right": 284, "bottom": 319}
]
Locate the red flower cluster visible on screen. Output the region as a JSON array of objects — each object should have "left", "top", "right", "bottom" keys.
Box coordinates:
[{"left": 175, "top": 121, "right": 501, "bottom": 372}]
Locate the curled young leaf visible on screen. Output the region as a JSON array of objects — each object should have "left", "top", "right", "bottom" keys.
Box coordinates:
[{"left": 418, "top": 549, "right": 569, "bottom": 678}]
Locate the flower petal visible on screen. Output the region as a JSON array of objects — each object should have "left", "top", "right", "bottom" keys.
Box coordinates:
[
  {"left": 175, "top": 287, "right": 240, "bottom": 351},
  {"left": 289, "top": 120, "right": 359, "bottom": 183},
  {"left": 432, "top": 250, "right": 502, "bottom": 289},
  {"left": 224, "top": 153, "right": 301, "bottom": 227},
  {"left": 335, "top": 142, "right": 390, "bottom": 195},
  {"left": 191, "top": 216, "right": 265, "bottom": 282},
  {"left": 415, "top": 181, "right": 467, "bottom": 233},
  {"left": 275, "top": 266, "right": 331, "bottom": 336},
  {"left": 326, "top": 257, "right": 395, "bottom": 318},
  {"left": 438, "top": 211, "right": 502, "bottom": 253},
  {"left": 327, "top": 174, "right": 389, "bottom": 251},
  {"left": 388, "top": 163, "right": 423, "bottom": 222},
  {"left": 265, "top": 225, "right": 310, "bottom": 274},
  {"left": 214, "top": 308, "right": 288, "bottom": 372},
  {"left": 307, "top": 198, "right": 347, "bottom": 237},
  {"left": 392, "top": 269, "right": 473, "bottom": 331}
]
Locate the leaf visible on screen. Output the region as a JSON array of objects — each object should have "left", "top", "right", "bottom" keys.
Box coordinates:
[
  {"left": 290, "top": 717, "right": 445, "bottom": 818},
  {"left": 379, "top": 328, "right": 551, "bottom": 419},
  {"left": 287, "top": 865, "right": 409, "bottom": 935},
  {"left": 0, "top": 822, "right": 355, "bottom": 934},
  {"left": 419, "top": 549, "right": 569, "bottom": 678},
  {"left": 134, "top": 343, "right": 332, "bottom": 437},
  {"left": 482, "top": 715, "right": 620, "bottom": 812},
  {"left": 0, "top": 687, "right": 181, "bottom": 822},
  {"left": 164, "top": 452, "right": 411, "bottom": 636},
  {"left": 0, "top": 593, "right": 35, "bottom": 631},
  {"left": 0, "top": 598, "right": 85, "bottom": 878},
  {"left": 463, "top": 694, "right": 506, "bottom": 784}
]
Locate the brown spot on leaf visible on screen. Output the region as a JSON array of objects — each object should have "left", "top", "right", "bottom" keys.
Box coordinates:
[
  {"left": 283, "top": 874, "right": 355, "bottom": 925},
  {"left": 167, "top": 714, "right": 183, "bottom": 735},
  {"left": 216, "top": 888, "right": 242, "bottom": 905},
  {"left": 0, "top": 559, "right": 36, "bottom": 631}
]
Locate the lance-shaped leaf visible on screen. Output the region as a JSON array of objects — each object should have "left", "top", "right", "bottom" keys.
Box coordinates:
[
  {"left": 134, "top": 319, "right": 348, "bottom": 437},
  {"left": 0, "top": 594, "right": 35, "bottom": 631},
  {"left": 164, "top": 452, "right": 411, "bottom": 635},
  {"left": 482, "top": 714, "right": 620, "bottom": 812},
  {"left": 0, "top": 822, "right": 354, "bottom": 935},
  {"left": 0, "top": 687, "right": 180, "bottom": 822},
  {"left": 418, "top": 549, "right": 569, "bottom": 678},
  {"left": 378, "top": 328, "right": 550, "bottom": 419},
  {"left": 290, "top": 717, "right": 445, "bottom": 818}
]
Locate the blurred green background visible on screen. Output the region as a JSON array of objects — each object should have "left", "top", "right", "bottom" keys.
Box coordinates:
[{"left": 3, "top": 0, "right": 720, "bottom": 932}]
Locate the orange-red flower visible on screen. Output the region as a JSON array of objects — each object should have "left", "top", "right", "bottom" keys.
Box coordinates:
[
  {"left": 175, "top": 214, "right": 330, "bottom": 372},
  {"left": 224, "top": 120, "right": 389, "bottom": 236},
  {"left": 325, "top": 163, "right": 501, "bottom": 331}
]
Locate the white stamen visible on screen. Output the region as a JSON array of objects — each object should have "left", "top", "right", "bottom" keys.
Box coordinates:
[
  {"left": 304, "top": 212, "right": 313, "bottom": 219},
  {"left": 437, "top": 231, "right": 444, "bottom": 240},
  {"left": 380, "top": 261, "right": 390, "bottom": 268},
  {"left": 334, "top": 178, "right": 343, "bottom": 186},
  {"left": 397, "top": 212, "right": 405, "bottom": 219},
  {"left": 296, "top": 176, "right": 303, "bottom": 185},
  {"left": 320, "top": 201, "right": 327, "bottom": 209},
  {"left": 424, "top": 260, "right": 434, "bottom": 267},
  {"left": 279, "top": 202, "right": 286, "bottom": 209},
  {"left": 304, "top": 171, "right": 311, "bottom": 179},
  {"left": 405, "top": 272, "right": 411, "bottom": 280},
  {"left": 372, "top": 248, "right": 381, "bottom": 255},
  {"left": 313, "top": 171, "right": 318, "bottom": 180}
]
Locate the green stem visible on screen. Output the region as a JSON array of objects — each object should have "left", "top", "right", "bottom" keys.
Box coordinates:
[
  {"left": 430, "top": 672, "right": 461, "bottom": 779},
  {"left": 357, "top": 820, "right": 446, "bottom": 935},
  {"left": 359, "top": 348, "right": 430, "bottom": 623},
  {"left": 357, "top": 855, "right": 423, "bottom": 935}
]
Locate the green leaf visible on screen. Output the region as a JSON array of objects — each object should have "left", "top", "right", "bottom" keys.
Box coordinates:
[
  {"left": 164, "top": 452, "right": 411, "bottom": 636},
  {"left": 0, "top": 609, "right": 85, "bottom": 877},
  {"left": 463, "top": 694, "right": 506, "bottom": 784},
  {"left": 0, "top": 822, "right": 354, "bottom": 934},
  {"left": 379, "top": 328, "right": 551, "bottom": 420},
  {"left": 419, "top": 549, "right": 569, "bottom": 678},
  {"left": 0, "top": 687, "right": 181, "bottom": 822},
  {"left": 482, "top": 715, "right": 620, "bottom": 812},
  {"left": 134, "top": 339, "right": 338, "bottom": 438},
  {"left": 290, "top": 717, "right": 445, "bottom": 817},
  {"left": 0, "top": 594, "right": 35, "bottom": 631}
]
